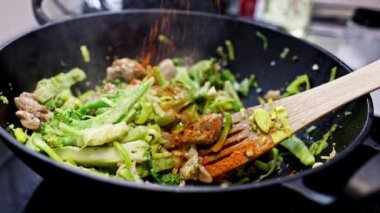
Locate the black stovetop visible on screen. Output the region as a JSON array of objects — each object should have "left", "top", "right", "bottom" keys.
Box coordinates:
[{"left": 1, "top": 118, "right": 380, "bottom": 212}]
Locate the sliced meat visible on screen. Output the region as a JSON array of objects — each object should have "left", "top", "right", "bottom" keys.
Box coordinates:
[
  {"left": 14, "top": 92, "right": 52, "bottom": 130},
  {"left": 15, "top": 111, "right": 40, "bottom": 130},
  {"left": 158, "top": 59, "right": 177, "bottom": 80},
  {"left": 180, "top": 114, "right": 223, "bottom": 145},
  {"left": 180, "top": 155, "right": 199, "bottom": 180},
  {"left": 106, "top": 58, "right": 146, "bottom": 82},
  {"left": 161, "top": 131, "right": 177, "bottom": 149},
  {"left": 264, "top": 90, "right": 281, "bottom": 101},
  {"left": 179, "top": 147, "right": 213, "bottom": 183},
  {"left": 198, "top": 165, "right": 213, "bottom": 183}
]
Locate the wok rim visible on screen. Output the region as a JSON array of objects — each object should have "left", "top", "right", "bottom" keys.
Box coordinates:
[{"left": 0, "top": 9, "right": 374, "bottom": 193}]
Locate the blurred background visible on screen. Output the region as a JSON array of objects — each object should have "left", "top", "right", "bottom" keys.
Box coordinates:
[{"left": 1, "top": 0, "right": 380, "bottom": 115}]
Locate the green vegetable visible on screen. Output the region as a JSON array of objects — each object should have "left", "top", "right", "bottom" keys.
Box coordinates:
[
  {"left": 78, "top": 90, "right": 96, "bottom": 103},
  {"left": 280, "top": 47, "right": 290, "bottom": 59},
  {"left": 237, "top": 78, "right": 250, "bottom": 97},
  {"left": 188, "top": 59, "right": 215, "bottom": 85},
  {"left": 203, "top": 96, "right": 242, "bottom": 114},
  {"left": 154, "top": 111, "right": 176, "bottom": 127},
  {"left": 114, "top": 142, "right": 135, "bottom": 180},
  {"left": 172, "top": 58, "right": 184, "bottom": 66},
  {"left": 153, "top": 103, "right": 176, "bottom": 126},
  {"left": 249, "top": 75, "right": 259, "bottom": 88},
  {"left": 254, "top": 160, "right": 270, "bottom": 172},
  {"left": 78, "top": 99, "right": 112, "bottom": 113},
  {"left": 160, "top": 173, "right": 181, "bottom": 185},
  {"left": 195, "top": 81, "right": 211, "bottom": 99},
  {"left": 152, "top": 157, "right": 174, "bottom": 172},
  {"left": 309, "top": 124, "right": 338, "bottom": 156},
  {"left": 207, "top": 74, "right": 222, "bottom": 89},
  {"left": 256, "top": 31, "right": 268, "bottom": 51},
  {"left": 174, "top": 67, "right": 198, "bottom": 92},
  {"left": 211, "top": 112, "right": 232, "bottom": 152},
  {"left": 46, "top": 90, "right": 81, "bottom": 111},
  {"left": 253, "top": 108, "right": 272, "bottom": 133},
  {"left": 12, "top": 127, "right": 28, "bottom": 143},
  {"left": 56, "top": 140, "right": 149, "bottom": 167},
  {"left": 238, "top": 177, "right": 251, "bottom": 183},
  {"left": 43, "top": 121, "right": 129, "bottom": 148},
  {"left": 281, "top": 136, "right": 315, "bottom": 166},
  {"left": 80, "top": 45, "right": 91, "bottom": 63},
  {"left": 271, "top": 130, "right": 292, "bottom": 144},
  {"left": 135, "top": 102, "right": 153, "bottom": 124},
  {"left": 0, "top": 95, "right": 9, "bottom": 104},
  {"left": 330, "top": 66, "right": 337, "bottom": 81},
  {"left": 30, "top": 133, "right": 63, "bottom": 162},
  {"left": 72, "top": 78, "right": 154, "bottom": 129},
  {"left": 122, "top": 126, "right": 149, "bottom": 143},
  {"left": 344, "top": 111, "right": 352, "bottom": 116},
  {"left": 154, "top": 67, "right": 168, "bottom": 86},
  {"left": 25, "top": 133, "right": 40, "bottom": 152},
  {"left": 255, "top": 148, "right": 279, "bottom": 180},
  {"left": 306, "top": 125, "right": 316, "bottom": 134},
  {"left": 221, "top": 70, "right": 237, "bottom": 83},
  {"left": 144, "top": 149, "right": 160, "bottom": 182},
  {"left": 34, "top": 68, "right": 86, "bottom": 103},
  {"left": 224, "top": 81, "right": 242, "bottom": 105},
  {"left": 225, "top": 40, "right": 235, "bottom": 61},
  {"left": 275, "top": 106, "right": 288, "bottom": 119},
  {"left": 158, "top": 34, "right": 170, "bottom": 45},
  {"left": 282, "top": 74, "right": 310, "bottom": 98}
]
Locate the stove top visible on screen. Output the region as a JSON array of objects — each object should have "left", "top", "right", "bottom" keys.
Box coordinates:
[{"left": 1, "top": 118, "right": 380, "bottom": 212}]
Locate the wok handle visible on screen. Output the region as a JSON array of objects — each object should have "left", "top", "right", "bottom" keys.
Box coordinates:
[
  {"left": 345, "top": 137, "right": 380, "bottom": 199},
  {"left": 32, "top": 0, "right": 51, "bottom": 25},
  {"left": 281, "top": 179, "right": 337, "bottom": 206},
  {"left": 283, "top": 136, "right": 380, "bottom": 205}
]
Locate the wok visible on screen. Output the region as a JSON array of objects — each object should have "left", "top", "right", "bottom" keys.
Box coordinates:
[{"left": 0, "top": 3, "right": 379, "bottom": 205}]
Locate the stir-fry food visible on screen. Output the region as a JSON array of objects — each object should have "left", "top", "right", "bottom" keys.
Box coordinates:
[{"left": 12, "top": 50, "right": 336, "bottom": 185}]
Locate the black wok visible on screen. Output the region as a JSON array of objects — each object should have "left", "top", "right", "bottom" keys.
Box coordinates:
[{"left": 1, "top": 8, "right": 379, "bottom": 205}]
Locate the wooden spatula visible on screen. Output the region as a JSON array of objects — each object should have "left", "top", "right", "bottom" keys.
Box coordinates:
[{"left": 201, "top": 59, "right": 380, "bottom": 178}]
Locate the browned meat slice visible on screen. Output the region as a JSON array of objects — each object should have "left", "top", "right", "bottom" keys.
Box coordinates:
[
  {"left": 180, "top": 114, "right": 223, "bottom": 145},
  {"left": 106, "top": 58, "right": 147, "bottom": 82},
  {"left": 158, "top": 59, "right": 177, "bottom": 80},
  {"left": 14, "top": 92, "right": 52, "bottom": 130}
]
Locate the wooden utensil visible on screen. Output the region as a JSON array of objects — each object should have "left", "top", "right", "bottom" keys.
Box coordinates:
[{"left": 201, "top": 59, "right": 380, "bottom": 177}]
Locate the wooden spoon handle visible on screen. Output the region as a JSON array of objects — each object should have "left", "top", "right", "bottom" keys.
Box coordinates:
[{"left": 277, "top": 59, "right": 380, "bottom": 131}]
